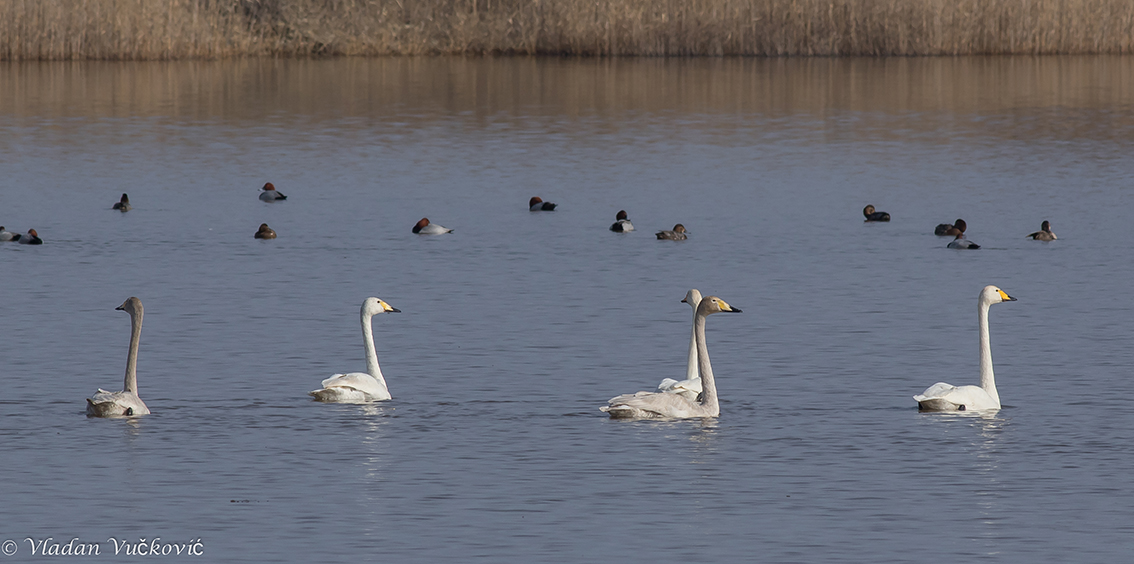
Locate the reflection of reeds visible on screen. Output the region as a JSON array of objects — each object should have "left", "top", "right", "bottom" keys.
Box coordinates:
[{"left": 2, "top": 0, "right": 1133, "bottom": 59}]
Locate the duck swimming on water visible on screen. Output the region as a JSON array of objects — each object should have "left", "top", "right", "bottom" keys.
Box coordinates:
[
  {"left": 412, "top": 218, "right": 452, "bottom": 234},
  {"left": 254, "top": 223, "right": 277, "bottom": 239},
  {"left": 112, "top": 193, "right": 132, "bottom": 212},
  {"left": 863, "top": 205, "right": 890, "bottom": 222},
  {"left": 935, "top": 219, "right": 966, "bottom": 236},
  {"left": 259, "top": 183, "right": 287, "bottom": 202},
  {"left": 529, "top": 197, "right": 557, "bottom": 211},
  {"left": 1027, "top": 220, "right": 1056, "bottom": 241},
  {"left": 610, "top": 210, "right": 635, "bottom": 232},
  {"left": 656, "top": 224, "right": 687, "bottom": 240}
]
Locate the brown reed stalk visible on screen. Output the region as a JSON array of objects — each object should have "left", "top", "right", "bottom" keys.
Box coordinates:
[{"left": 0, "top": 0, "right": 1132, "bottom": 59}]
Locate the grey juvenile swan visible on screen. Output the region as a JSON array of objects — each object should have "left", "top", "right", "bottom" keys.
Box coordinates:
[
  {"left": 602, "top": 295, "right": 741, "bottom": 419},
  {"left": 86, "top": 297, "right": 150, "bottom": 417}
]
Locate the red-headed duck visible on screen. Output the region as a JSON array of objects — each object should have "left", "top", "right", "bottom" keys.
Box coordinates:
[
  {"left": 1027, "top": 220, "right": 1056, "bottom": 241},
  {"left": 259, "top": 182, "right": 287, "bottom": 202},
  {"left": 863, "top": 205, "right": 890, "bottom": 222},
  {"left": 947, "top": 233, "right": 980, "bottom": 249},
  {"left": 16, "top": 229, "right": 43, "bottom": 245},
  {"left": 112, "top": 193, "right": 132, "bottom": 212},
  {"left": 412, "top": 218, "right": 452, "bottom": 235},
  {"left": 254, "top": 223, "right": 277, "bottom": 239},
  {"left": 529, "top": 196, "right": 557, "bottom": 211},
  {"left": 610, "top": 210, "right": 635, "bottom": 232},
  {"left": 656, "top": 224, "right": 687, "bottom": 240}
]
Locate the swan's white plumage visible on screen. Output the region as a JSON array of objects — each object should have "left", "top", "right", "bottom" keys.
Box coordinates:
[
  {"left": 656, "top": 289, "right": 703, "bottom": 401},
  {"left": 914, "top": 285, "right": 1016, "bottom": 412},
  {"left": 86, "top": 297, "right": 150, "bottom": 417},
  {"left": 310, "top": 297, "right": 399, "bottom": 403},
  {"left": 603, "top": 295, "right": 741, "bottom": 419}
]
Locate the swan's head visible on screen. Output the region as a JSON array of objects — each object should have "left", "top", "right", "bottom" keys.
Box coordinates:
[
  {"left": 120, "top": 193, "right": 130, "bottom": 203},
  {"left": 981, "top": 285, "right": 1016, "bottom": 305},
  {"left": 672, "top": 224, "right": 686, "bottom": 233},
  {"left": 697, "top": 295, "right": 741, "bottom": 316},
  {"left": 116, "top": 297, "right": 143, "bottom": 316},
  {"left": 262, "top": 182, "right": 276, "bottom": 191},
  {"left": 616, "top": 210, "right": 628, "bottom": 221},
  {"left": 954, "top": 219, "right": 967, "bottom": 232},
  {"left": 863, "top": 205, "right": 876, "bottom": 216},
  {"left": 1041, "top": 220, "right": 1051, "bottom": 231},
  {"left": 362, "top": 297, "right": 400, "bottom": 316},
  {"left": 681, "top": 289, "right": 703, "bottom": 308},
  {"left": 529, "top": 196, "right": 543, "bottom": 207},
  {"left": 412, "top": 218, "right": 431, "bottom": 234}
]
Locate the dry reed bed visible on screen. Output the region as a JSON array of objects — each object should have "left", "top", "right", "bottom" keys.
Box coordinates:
[{"left": 2, "top": 0, "right": 1133, "bottom": 59}]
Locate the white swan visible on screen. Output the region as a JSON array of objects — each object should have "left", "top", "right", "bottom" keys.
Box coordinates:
[
  {"left": 914, "top": 285, "right": 1016, "bottom": 412},
  {"left": 656, "top": 289, "right": 703, "bottom": 400},
  {"left": 259, "top": 182, "right": 287, "bottom": 202},
  {"left": 310, "top": 297, "right": 400, "bottom": 402},
  {"left": 602, "top": 295, "right": 741, "bottom": 419},
  {"left": 412, "top": 218, "right": 453, "bottom": 234},
  {"left": 86, "top": 297, "right": 151, "bottom": 417}
]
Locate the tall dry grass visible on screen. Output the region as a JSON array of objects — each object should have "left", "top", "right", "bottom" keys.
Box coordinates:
[{"left": 1, "top": 0, "right": 1133, "bottom": 59}]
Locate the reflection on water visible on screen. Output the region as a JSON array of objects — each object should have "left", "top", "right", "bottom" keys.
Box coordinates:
[{"left": 2, "top": 56, "right": 1134, "bottom": 563}]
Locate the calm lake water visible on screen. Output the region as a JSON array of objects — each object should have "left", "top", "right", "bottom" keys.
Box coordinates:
[{"left": 2, "top": 56, "right": 1134, "bottom": 562}]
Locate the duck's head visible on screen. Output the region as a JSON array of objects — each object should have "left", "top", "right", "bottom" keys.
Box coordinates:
[
  {"left": 262, "top": 182, "right": 276, "bottom": 191},
  {"left": 362, "top": 297, "right": 401, "bottom": 316},
  {"left": 863, "top": 205, "right": 876, "bottom": 216},
  {"left": 258, "top": 223, "right": 272, "bottom": 232},
  {"left": 616, "top": 210, "right": 628, "bottom": 221},
  {"left": 27, "top": 229, "right": 38, "bottom": 237},
  {"left": 954, "top": 219, "right": 967, "bottom": 232},
  {"left": 672, "top": 224, "right": 686, "bottom": 233},
  {"left": 681, "top": 289, "right": 703, "bottom": 307},
  {"left": 412, "top": 218, "right": 430, "bottom": 233},
  {"left": 697, "top": 295, "right": 742, "bottom": 316},
  {"left": 1041, "top": 220, "right": 1051, "bottom": 231},
  {"left": 981, "top": 285, "right": 1016, "bottom": 305},
  {"left": 120, "top": 193, "right": 130, "bottom": 202},
  {"left": 116, "top": 296, "right": 143, "bottom": 316},
  {"left": 529, "top": 196, "right": 543, "bottom": 207}
]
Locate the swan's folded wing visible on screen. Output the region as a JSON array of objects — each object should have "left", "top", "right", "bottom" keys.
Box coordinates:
[
  {"left": 318, "top": 372, "right": 390, "bottom": 399},
  {"left": 913, "top": 382, "right": 956, "bottom": 401},
  {"left": 603, "top": 391, "right": 700, "bottom": 418}
]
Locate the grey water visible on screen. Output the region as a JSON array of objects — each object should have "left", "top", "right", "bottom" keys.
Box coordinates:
[{"left": 2, "top": 56, "right": 1134, "bottom": 562}]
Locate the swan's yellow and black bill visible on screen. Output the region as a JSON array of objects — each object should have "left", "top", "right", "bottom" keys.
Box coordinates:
[
  {"left": 998, "top": 290, "right": 1016, "bottom": 302},
  {"left": 379, "top": 300, "right": 401, "bottom": 313},
  {"left": 718, "top": 299, "right": 741, "bottom": 313}
]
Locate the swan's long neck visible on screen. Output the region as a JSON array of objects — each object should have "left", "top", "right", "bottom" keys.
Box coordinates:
[
  {"left": 694, "top": 312, "right": 719, "bottom": 417},
  {"left": 361, "top": 310, "right": 383, "bottom": 380},
  {"left": 978, "top": 300, "right": 999, "bottom": 406},
  {"left": 123, "top": 309, "right": 142, "bottom": 394},
  {"left": 686, "top": 308, "right": 700, "bottom": 380}
]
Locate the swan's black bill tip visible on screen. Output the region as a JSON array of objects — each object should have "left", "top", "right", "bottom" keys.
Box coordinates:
[
  {"left": 725, "top": 307, "right": 742, "bottom": 313},
  {"left": 389, "top": 308, "right": 402, "bottom": 313}
]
